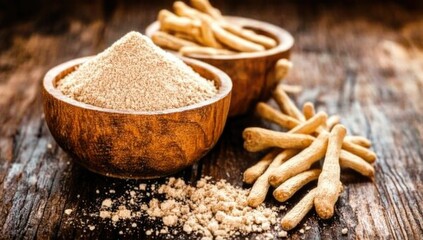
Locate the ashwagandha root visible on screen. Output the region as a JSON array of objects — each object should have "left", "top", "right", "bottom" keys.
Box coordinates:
[
  {"left": 152, "top": 31, "right": 198, "bottom": 51},
  {"left": 344, "top": 136, "right": 372, "bottom": 148},
  {"left": 279, "top": 84, "right": 303, "bottom": 95},
  {"left": 289, "top": 112, "right": 327, "bottom": 135},
  {"left": 273, "top": 169, "right": 321, "bottom": 202},
  {"left": 243, "top": 111, "right": 326, "bottom": 185},
  {"left": 190, "top": 0, "right": 276, "bottom": 49},
  {"left": 159, "top": 0, "right": 278, "bottom": 53},
  {"left": 243, "top": 149, "right": 280, "bottom": 184},
  {"left": 175, "top": 2, "right": 265, "bottom": 52},
  {"left": 179, "top": 46, "right": 234, "bottom": 56},
  {"left": 326, "top": 115, "right": 341, "bottom": 131},
  {"left": 239, "top": 63, "right": 378, "bottom": 233},
  {"left": 268, "top": 132, "right": 330, "bottom": 187},
  {"left": 315, "top": 124, "right": 347, "bottom": 219},
  {"left": 302, "top": 101, "right": 315, "bottom": 120},
  {"left": 275, "top": 59, "right": 293, "bottom": 81},
  {"left": 174, "top": 32, "right": 198, "bottom": 42},
  {"left": 247, "top": 149, "right": 299, "bottom": 207},
  {"left": 339, "top": 150, "right": 375, "bottom": 177},
  {"left": 243, "top": 128, "right": 314, "bottom": 152},
  {"left": 159, "top": 10, "right": 201, "bottom": 37},
  {"left": 256, "top": 102, "right": 301, "bottom": 130},
  {"left": 222, "top": 24, "right": 277, "bottom": 49},
  {"left": 273, "top": 85, "right": 305, "bottom": 121},
  {"left": 199, "top": 19, "right": 222, "bottom": 48},
  {"left": 190, "top": 0, "right": 225, "bottom": 21},
  {"left": 342, "top": 140, "right": 377, "bottom": 163},
  {"left": 211, "top": 23, "right": 265, "bottom": 52},
  {"left": 257, "top": 101, "right": 377, "bottom": 163},
  {"left": 158, "top": 9, "right": 174, "bottom": 22},
  {"left": 174, "top": 1, "right": 211, "bottom": 21},
  {"left": 280, "top": 188, "right": 317, "bottom": 231}
]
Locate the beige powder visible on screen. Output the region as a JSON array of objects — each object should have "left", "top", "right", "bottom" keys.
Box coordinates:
[
  {"left": 58, "top": 31, "right": 217, "bottom": 111},
  {"left": 96, "top": 177, "right": 283, "bottom": 239},
  {"left": 148, "top": 177, "right": 279, "bottom": 238},
  {"left": 65, "top": 176, "right": 288, "bottom": 239}
]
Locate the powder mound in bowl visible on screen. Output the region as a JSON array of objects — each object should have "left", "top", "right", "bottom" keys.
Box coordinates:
[{"left": 57, "top": 31, "right": 218, "bottom": 111}]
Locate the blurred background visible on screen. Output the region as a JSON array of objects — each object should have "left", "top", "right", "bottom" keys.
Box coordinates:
[{"left": 1, "top": 0, "right": 423, "bottom": 53}]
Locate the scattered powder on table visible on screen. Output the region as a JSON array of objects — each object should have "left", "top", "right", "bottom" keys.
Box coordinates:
[
  {"left": 57, "top": 31, "right": 217, "bottom": 111},
  {"left": 342, "top": 228, "right": 349, "bottom": 235},
  {"left": 143, "top": 177, "right": 279, "bottom": 238},
  {"left": 64, "top": 177, "right": 289, "bottom": 239}
]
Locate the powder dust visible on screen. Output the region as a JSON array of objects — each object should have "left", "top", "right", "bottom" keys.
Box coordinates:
[
  {"left": 58, "top": 31, "right": 217, "bottom": 111},
  {"left": 64, "top": 177, "right": 289, "bottom": 239}
]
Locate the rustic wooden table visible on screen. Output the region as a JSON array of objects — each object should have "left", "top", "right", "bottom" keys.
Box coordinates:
[{"left": 1, "top": 0, "right": 422, "bottom": 239}]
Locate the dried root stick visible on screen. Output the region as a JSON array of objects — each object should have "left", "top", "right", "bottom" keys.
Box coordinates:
[
  {"left": 247, "top": 149, "right": 299, "bottom": 207},
  {"left": 339, "top": 150, "right": 375, "bottom": 177},
  {"left": 244, "top": 112, "right": 325, "bottom": 184},
  {"left": 174, "top": 1, "right": 212, "bottom": 21},
  {"left": 256, "top": 103, "right": 326, "bottom": 135},
  {"left": 174, "top": 32, "right": 198, "bottom": 42},
  {"left": 256, "top": 102, "right": 301, "bottom": 130},
  {"left": 211, "top": 23, "right": 265, "bottom": 52},
  {"left": 305, "top": 111, "right": 375, "bottom": 162},
  {"left": 342, "top": 140, "right": 376, "bottom": 163},
  {"left": 344, "top": 136, "right": 372, "bottom": 148},
  {"left": 273, "top": 84, "right": 305, "bottom": 121},
  {"left": 172, "top": 3, "right": 219, "bottom": 46},
  {"left": 152, "top": 31, "right": 198, "bottom": 51},
  {"left": 180, "top": 46, "right": 234, "bottom": 56},
  {"left": 288, "top": 112, "right": 327, "bottom": 135},
  {"left": 315, "top": 124, "right": 347, "bottom": 219},
  {"left": 326, "top": 115, "right": 341, "bottom": 131},
  {"left": 243, "top": 149, "right": 280, "bottom": 184},
  {"left": 273, "top": 169, "right": 321, "bottom": 202},
  {"left": 281, "top": 188, "right": 317, "bottom": 231},
  {"left": 268, "top": 132, "right": 329, "bottom": 187},
  {"left": 279, "top": 84, "right": 303, "bottom": 95},
  {"left": 307, "top": 111, "right": 375, "bottom": 162},
  {"left": 256, "top": 102, "right": 375, "bottom": 163},
  {"left": 243, "top": 128, "right": 314, "bottom": 152},
  {"left": 301, "top": 101, "right": 332, "bottom": 133},
  {"left": 191, "top": 0, "right": 277, "bottom": 48},
  {"left": 199, "top": 19, "right": 222, "bottom": 48},
  {"left": 244, "top": 112, "right": 327, "bottom": 189},
  {"left": 302, "top": 102, "right": 316, "bottom": 120},
  {"left": 190, "top": 0, "right": 224, "bottom": 21},
  {"left": 159, "top": 12, "right": 201, "bottom": 36},
  {"left": 222, "top": 24, "right": 277, "bottom": 49},
  {"left": 174, "top": 2, "right": 265, "bottom": 52},
  {"left": 158, "top": 9, "right": 175, "bottom": 22},
  {"left": 275, "top": 59, "right": 293, "bottom": 81}
]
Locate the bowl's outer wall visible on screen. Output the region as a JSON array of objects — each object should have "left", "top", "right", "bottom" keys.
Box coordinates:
[{"left": 42, "top": 61, "right": 231, "bottom": 179}]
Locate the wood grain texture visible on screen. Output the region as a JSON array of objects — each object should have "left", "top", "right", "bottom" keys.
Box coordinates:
[{"left": 0, "top": 0, "right": 422, "bottom": 239}]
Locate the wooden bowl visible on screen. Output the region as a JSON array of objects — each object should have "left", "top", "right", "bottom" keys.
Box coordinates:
[
  {"left": 42, "top": 56, "right": 232, "bottom": 179},
  {"left": 146, "top": 16, "right": 294, "bottom": 116}
]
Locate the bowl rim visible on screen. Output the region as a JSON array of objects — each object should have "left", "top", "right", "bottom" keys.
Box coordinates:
[
  {"left": 145, "top": 16, "right": 295, "bottom": 60},
  {"left": 43, "top": 56, "right": 232, "bottom": 115}
]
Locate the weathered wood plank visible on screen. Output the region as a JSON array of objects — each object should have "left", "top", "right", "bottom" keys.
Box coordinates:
[{"left": 0, "top": 1, "right": 422, "bottom": 239}]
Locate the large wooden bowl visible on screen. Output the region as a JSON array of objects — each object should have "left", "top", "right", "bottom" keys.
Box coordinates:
[
  {"left": 146, "top": 16, "right": 294, "bottom": 116},
  {"left": 42, "top": 56, "right": 232, "bottom": 179}
]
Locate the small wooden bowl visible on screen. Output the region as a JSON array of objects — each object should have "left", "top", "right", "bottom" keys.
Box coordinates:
[
  {"left": 42, "top": 56, "right": 232, "bottom": 179},
  {"left": 146, "top": 16, "right": 294, "bottom": 116}
]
